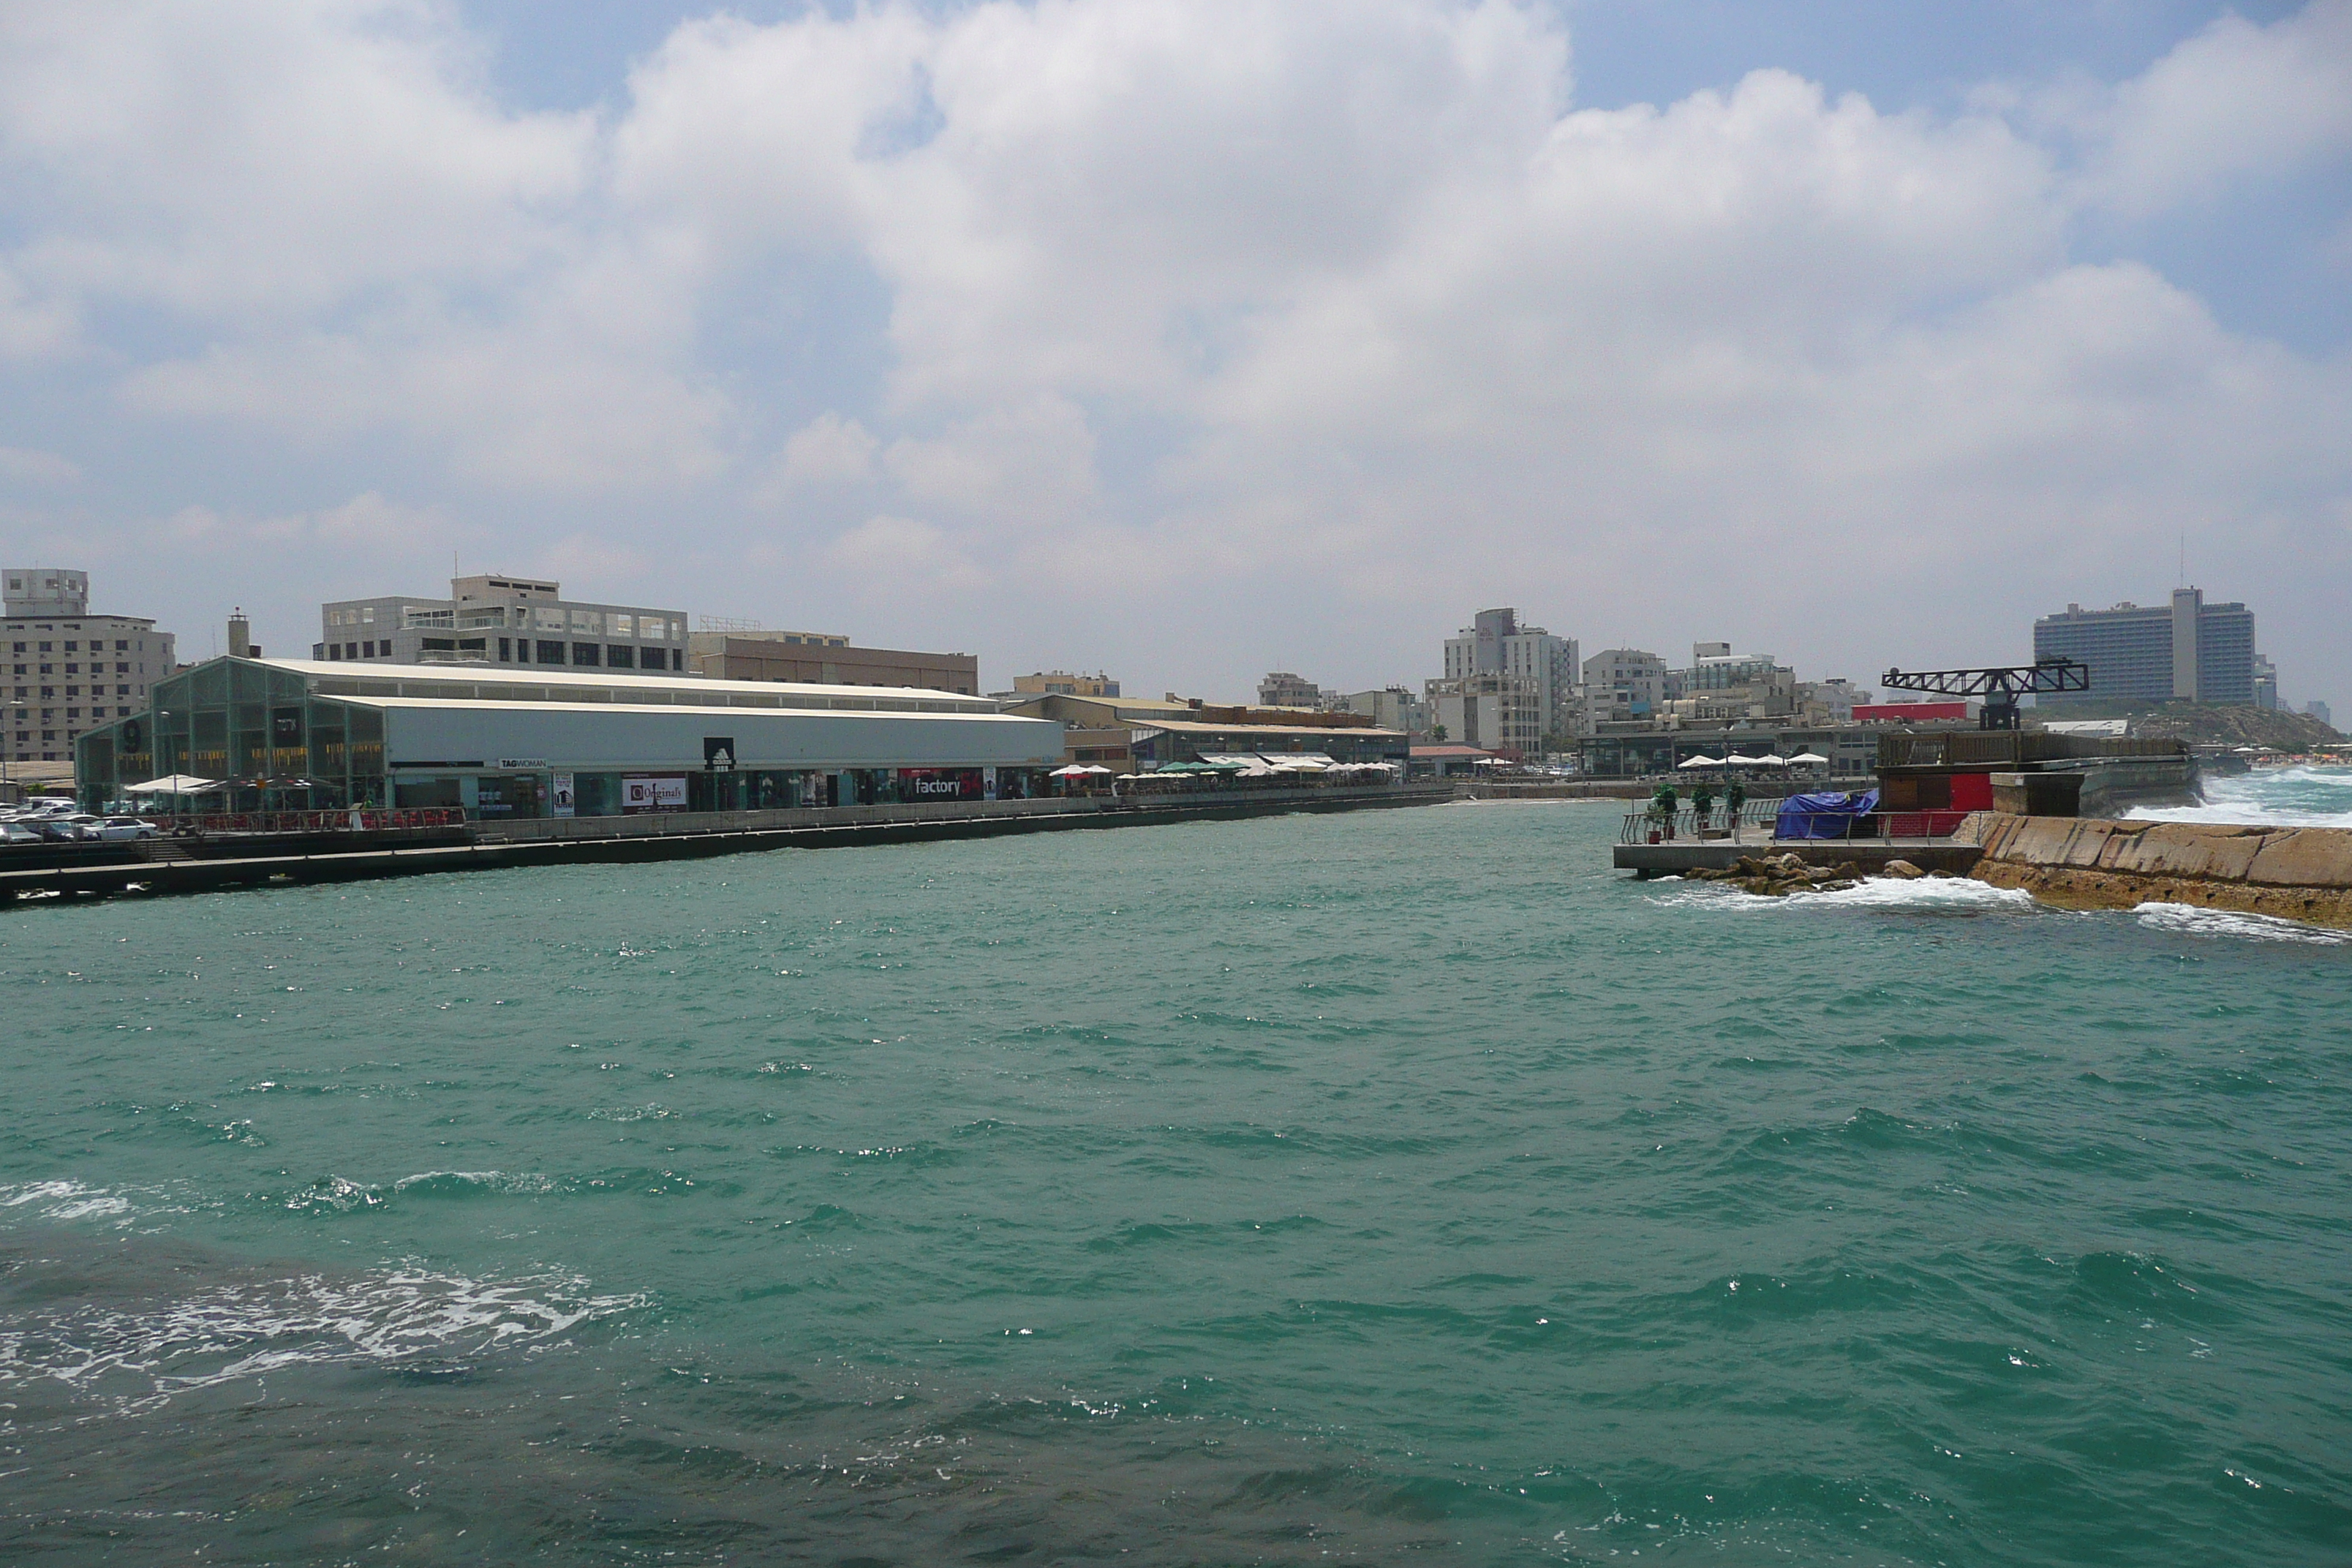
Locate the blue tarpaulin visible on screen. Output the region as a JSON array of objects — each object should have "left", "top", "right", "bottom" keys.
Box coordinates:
[{"left": 1775, "top": 788, "right": 1880, "bottom": 840}]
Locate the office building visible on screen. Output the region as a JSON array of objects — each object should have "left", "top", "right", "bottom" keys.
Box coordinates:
[
  {"left": 1445, "top": 608, "right": 1579, "bottom": 742},
  {"left": 2033, "top": 588, "right": 2256, "bottom": 705},
  {"left": 2254, "top": 655, "right": 2280, "bottom": 711},
  {"left": 318, "top": 576, "right": 688, "bottom": 672},
  {"left": 78, "top": 655, "right": 1060, "bottom": 815},
  {"left": 2305, "top": 700, "right": 2333, "bottom": 729},
  {"left": 690, "top": 630, "right": 978, "bottom": 695},
  {"left": 5, "top": 568, "right": 176, "bottom": 766}
]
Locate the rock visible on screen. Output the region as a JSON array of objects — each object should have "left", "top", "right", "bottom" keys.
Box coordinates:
[{"left": 1881, "top": 859, "right": 1926, "bottom": 879}]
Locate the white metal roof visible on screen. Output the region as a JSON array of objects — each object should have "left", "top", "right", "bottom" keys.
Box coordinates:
[
  {"left": 334, "top": 693, "right": 1048, "bottom": 725},
  {"left": 263, "top": 656, "right": 997, "bottom": 714}
]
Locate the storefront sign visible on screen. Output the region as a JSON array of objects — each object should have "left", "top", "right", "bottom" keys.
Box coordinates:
[
  {"left": 498, "top": 758, "right": 551, "bottom": 770},
  {"left": 623, "top": 775, "right": 687, "bottom": 812},
  {"left": 551, "top": 772, "right": 575, "bottom": 817}
]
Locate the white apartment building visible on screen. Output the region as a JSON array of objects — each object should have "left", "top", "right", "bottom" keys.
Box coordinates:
[
  {"left": 1340, "top": 686, "right": 1430, "bottom": 736},
  {"left": 4, "top": 568, "right": 176, "bottom": 766},
  {"left": 317, "top": 576, "right": 689, "bottom": 674},
  {"left": 1580, "top": 647, "right": 1668, "bottom": 718},
  {"left": 1443, "top": 608, "right": 1579, "bottom": 743}
]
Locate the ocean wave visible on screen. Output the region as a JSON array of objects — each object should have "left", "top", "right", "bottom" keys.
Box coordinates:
[
  {"left": 2131, "top": 765, "right": 2352, "bottom": 829},
  {"left": 1648, "top": 875, "right": 2034, "bottom": 915},
  {"left": 0, "top": 1258, "right": 642, "bottom": 1414},
  {"left": 2132, "top": 902, "right": 2351, "bottom": 946}
]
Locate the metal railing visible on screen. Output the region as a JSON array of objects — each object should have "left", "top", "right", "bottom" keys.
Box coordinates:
[
  {"left": 1618, "top": 807, "right": 1776, "bottom": 843},
  {"left": 151, "top": 808, "right": 467, "bottom": 834},
  {"left": 1620, "top": 807, "right": 1972, "bottom": 845}
]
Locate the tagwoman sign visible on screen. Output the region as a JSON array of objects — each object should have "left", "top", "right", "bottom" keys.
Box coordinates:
[{"left": 622, "top": 775, "right": 687, "bottom": 813}]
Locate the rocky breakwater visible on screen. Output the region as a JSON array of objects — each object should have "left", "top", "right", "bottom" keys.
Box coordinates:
[
  {"left": 1681, "top": 851, "right": 1940, "bottom": 897},
  {"left": 1966, "top": 813, "right": 2352, "bottom": 930}
]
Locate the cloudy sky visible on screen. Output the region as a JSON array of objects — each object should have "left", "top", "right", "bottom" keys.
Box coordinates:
[{"left": 1, "top": 1, "right": 2347, "bottom": 707}]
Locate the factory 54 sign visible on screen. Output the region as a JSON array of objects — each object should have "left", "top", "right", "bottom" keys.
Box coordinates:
[{"left": 622, "top": 776, "right": 687, "bottom": 813}]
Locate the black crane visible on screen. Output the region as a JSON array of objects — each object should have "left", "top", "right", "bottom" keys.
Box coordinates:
[{"left": 1880, "top": 657, "right": 2090, "bottom": 731}]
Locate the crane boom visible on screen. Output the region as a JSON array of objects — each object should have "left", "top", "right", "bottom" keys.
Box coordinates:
[{"left": 1880, "top": 657, "right": 2090, "bottom": 731}]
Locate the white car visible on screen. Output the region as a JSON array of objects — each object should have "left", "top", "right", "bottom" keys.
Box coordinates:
[
  {"left": 0, "top": 822, "right": 43, "bottom": 843},
  {"left": 95, "top": 816, "right": 161, "bottom": 840}
]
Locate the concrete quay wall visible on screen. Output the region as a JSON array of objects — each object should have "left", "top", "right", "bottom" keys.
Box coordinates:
[
  {"left": 1962, "top": 812, "right": 2352, "bottom": 929},
  {"left": 2, "top": 784, "right": 1448, "bottom": 905}
]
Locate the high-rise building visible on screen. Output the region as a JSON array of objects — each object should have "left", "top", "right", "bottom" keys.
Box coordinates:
[
  {"left": 2305, "top": 700, "right": 2333, "bottom": 729},
  {"left": 4, "top": 568, "right": 176, "bottom": 767},
  {"left": 2032, "top": 588, "right": 2256, "bottom": 705},
  {"left": 1444, "top": 608, "right": 1579, "bottom": 742},
  {"left": 320, "top": 576, "right": 690, "bottom": 672},
  {"left": 2254, "top": 655, "right": 2280, "bottom": 711}
]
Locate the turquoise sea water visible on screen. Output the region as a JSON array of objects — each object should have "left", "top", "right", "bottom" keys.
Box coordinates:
[{"left": 5, "top": 782, "right": 2352, "bottom": 1564}]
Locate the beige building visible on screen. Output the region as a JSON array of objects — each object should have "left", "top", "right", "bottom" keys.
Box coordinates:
[
  {"left": 6, "top": 568, "right": 176, "bottom": 767},
  {"left": 690, "top": 631, "right": 979, "bottom": 696},
  {"left": 1009, "top": 671, "right": 1120, "bottom": 698}
]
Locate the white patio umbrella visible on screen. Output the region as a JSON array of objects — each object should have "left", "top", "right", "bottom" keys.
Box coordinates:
[
  {"left": 1049, "top": 764, "right": 1092, "bottom": 778},
  {"left": 1082, "top": 764, "right": 1115, "bottom": 775},
  {"left": 124, "top": 774, "right": 216, "bottom": 794},
  {"left": 1787, "top": 751, "right": 1830, "bottom": 767},
  {"left": 1755, "top": 754, "right": 1790, "bottom": 766},
  {"left": 1677, "top": 755, "right": 1724, "bottom": 769},
  {"left": 1724, "top": 753, "right": 1765, "bottom": 766}
]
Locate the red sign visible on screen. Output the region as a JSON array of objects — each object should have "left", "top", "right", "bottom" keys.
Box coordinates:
[{"left": 1853, "top": 701, "right": 1970, "bottom": 723}]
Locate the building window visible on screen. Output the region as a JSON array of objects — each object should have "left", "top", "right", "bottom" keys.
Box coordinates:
[
  {"left": 607, "top": 644, "right": 635, "bottom": 668},
  {"left": 572, "top": 642, "right": 601, "bottom": 666},
  {"left": 498, "top": 637, "right": 511, "bottom": 662},
  {"left": 538, "top": 640, "right": 564, "bottom": 663}
]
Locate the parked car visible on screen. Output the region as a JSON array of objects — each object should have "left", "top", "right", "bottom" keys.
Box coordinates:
[
  {"left": 0, "top": 823, "right": 43, "bottom": 843},
  {"left": 95, "top": 817, "right": 161, "bottom": 840}
]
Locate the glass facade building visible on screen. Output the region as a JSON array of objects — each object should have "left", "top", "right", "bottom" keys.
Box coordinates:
[{"left": 77, "top": 657, "right": 1063, "bottom": 818}]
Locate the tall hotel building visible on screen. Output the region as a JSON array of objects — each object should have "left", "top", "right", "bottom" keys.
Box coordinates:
[
  {"left": 4, "top": 568, "right": 177, "bottom": 766},
  {"left": 2032, "top": 587, "right": 2255, "bottom": 705}
]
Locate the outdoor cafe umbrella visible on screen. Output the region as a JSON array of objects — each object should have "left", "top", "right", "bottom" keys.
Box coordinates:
[
  {"left": 1676, "top": 755, "right": 1724, "bottom": 769},
  {"left": 1724, "top": 753, "right": 1765, "bottom": 766},
  {"left": 1787, "top": 751, "right": 1830, "bottom": 769},
  {"left": 1049, "top": 764, "right": 1092, "bottom": 778},
  {"left": 124, "top": 774, "right": 216, "bottom": 794},
  {"left": 1755, "top": 755, "right": 1790, "bottom": 767}
]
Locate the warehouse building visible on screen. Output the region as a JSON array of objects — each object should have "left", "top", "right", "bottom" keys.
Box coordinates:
[{"left": 77, "top": 656, "right": 1064, "bottom": 817}]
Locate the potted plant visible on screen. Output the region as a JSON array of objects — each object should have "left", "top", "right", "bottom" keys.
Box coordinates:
[
  {"left": 1648, "top": 782, "right": 1679, "bottom": 842},
  {"left": 1689, "top": 781, "right": 1716, "bottom": 834}
]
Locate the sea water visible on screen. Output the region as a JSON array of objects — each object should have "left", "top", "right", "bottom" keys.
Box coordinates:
[{"left": 3, "top": 781, "right": 2350, "bottom": 1564}]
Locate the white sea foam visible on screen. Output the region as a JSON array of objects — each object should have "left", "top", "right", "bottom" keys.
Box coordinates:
[
  {"left": 1648, "top": 875, "right": 2034, "bottom": 915},
  {"left": 1, "top": 1180, "right": 140, "bottom": 1225},
  {"left": 2131, "top": 902, "right": 2351, "bottom": 946},
  {"left": 0, "top": 1262, "right": 643, "bottom": 1412},
  {"left": 2130, "top": 766, "right": 2352, "bottom": 830}
]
